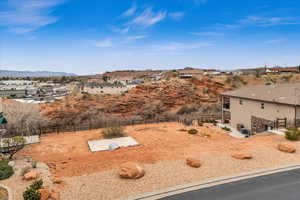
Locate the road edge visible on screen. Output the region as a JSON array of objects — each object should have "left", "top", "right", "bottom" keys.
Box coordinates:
[{"left": 123, "top": 164, "right": 300, "bottom": 200}]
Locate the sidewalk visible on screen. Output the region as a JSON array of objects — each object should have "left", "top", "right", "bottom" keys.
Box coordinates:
[{"left": 216, "top": 123, "right": 245, "bottom": 138}]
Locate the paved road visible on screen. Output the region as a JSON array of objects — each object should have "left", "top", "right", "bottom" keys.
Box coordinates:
[{"left": 161, "top": 168, "right": 300, "bottom": 200}]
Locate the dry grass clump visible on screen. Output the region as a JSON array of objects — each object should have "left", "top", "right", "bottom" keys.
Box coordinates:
[{"left": 102, "top": 126, "right": 125, "bottom": 139}]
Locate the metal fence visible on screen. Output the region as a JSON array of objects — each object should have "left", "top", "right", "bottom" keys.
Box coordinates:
[{"left": 3, "top": 114, "right": 221, "bottom": 138}]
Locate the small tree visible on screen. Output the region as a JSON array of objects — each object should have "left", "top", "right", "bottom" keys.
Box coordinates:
[{"left": 1, "top": 136, "right": 26, "bottom": 159}]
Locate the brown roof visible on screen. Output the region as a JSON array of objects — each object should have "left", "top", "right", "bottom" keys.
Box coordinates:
[{"left": 222, "top": 83, "right": 300, "bottom": 106}]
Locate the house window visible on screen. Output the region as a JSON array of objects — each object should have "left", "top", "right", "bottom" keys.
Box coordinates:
[
  {"left": 239, "top": 100, "right": 243, "bottom": 105},
  {"left": 261, "top": 103, "right": 265, "bottom": 109}
]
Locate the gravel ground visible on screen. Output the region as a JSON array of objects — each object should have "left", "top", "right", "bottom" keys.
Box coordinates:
[
  {"left": 0, "top": 156, "right": 53, "bottom": 200},
  {"left": 61, "top": 146, "right": 300, "bottom": 200},
  {"left": 16, "top": 122, "right": 300, "bottom": 200}
]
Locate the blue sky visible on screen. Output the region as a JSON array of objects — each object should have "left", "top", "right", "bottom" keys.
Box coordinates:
[{"left": 1, "top": 0, "right": 300, "bottom": 75}]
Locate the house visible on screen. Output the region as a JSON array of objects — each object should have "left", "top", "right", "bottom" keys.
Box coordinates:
[
  {"left": 221, "top": 84, "right": 300, "bottom": 134},
  {"left": 178, "top": 68, "right": 204, "bottom": 79}
]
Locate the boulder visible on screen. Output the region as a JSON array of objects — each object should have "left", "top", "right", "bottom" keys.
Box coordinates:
[
  {"left": 231, "top": 153, "right": 253, "bottom": 160},
  {"left": 51, "top": 177, "right": 63, "bottom": 184},
  {"left": 23, "top": 171, "right": 38, "bottom": 181},
  {"left": 119, "top": 162, "right": 145, "bottom": 179},
  {"left": 186, "top": 158, "right": 202, "bottom": 168},
  {"left": 278, "top": 143, "right": 296, "bottom": 153},
  {"left": 38, "top": 189, "right": 51, "bottom": 200},
  {"left": 8, "top": 161, "right": 15, "bottom": 168},
  {"left": 50, "top": 191, "right": 61, "bottom": 200}
]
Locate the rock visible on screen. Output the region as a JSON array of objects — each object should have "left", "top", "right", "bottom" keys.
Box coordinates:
[
  {"left": 119, "top": 162, "right": 145, "bottom": 179},
  {"left": 23, "top": 171, "right": 38, "bottom": 181},
  {"left": 231, "top": 153, "right": 253, "bottom": 160},
  {"left": 186, "top": 158, "right": 202, "bottom": 168},
  {"left": 8, "top": 161, "right": 15, "bottom": 167},
  {"left": 278, "top": 143, "right": 296, "bottom": 153},
  {"left": 50, "top": 191, "right": 61, "bottom": 200},
  {"left": 38, "top": 189, "right": 51, "bottom": 200},
  {"left": 51, "top": 177, "right": 63, "bottom": 184}
]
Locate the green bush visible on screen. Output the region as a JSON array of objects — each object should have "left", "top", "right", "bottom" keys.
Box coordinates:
[
  {"left": 30, "top": 179, "right": 43, "bottom": 191},
  {"left": 222, "top": 127, "right": 231, "bottom": 132},
  {"left": 0, "top": 160, "right": 14, "bottom": 180},
  {"left": 102, "top": 126, "right": 125, "bottom": 139},
  {"left": 285, "top": 128, "right": 300, "bottom": 141},
  {"left": 23, "top": 179, "right": 43, "bottom": 200},
  {"left": 188, "top": 129, "right": 198, "bottom": 135},
  {"left": 23, "top": 187, "right": 41, "bottom": 200}
]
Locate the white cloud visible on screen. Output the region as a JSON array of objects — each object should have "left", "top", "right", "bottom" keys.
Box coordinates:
[
  {"left": 238, "top": 16, "right": 299, "bottom": 27},
  {"left": 169, "top": 12, "right": 185, "bottom": 21},
  {"left": 217, "top": 15, "right": 300, "bottom": 30},
  {"left": 192, "top": 31, "right": 224, "bottom": 36},
  {"left": 125, "top": 35, "right": 147, "bottom": 41},
  {"left": 111, "top": 26, "right": 130, "bottom": 34},
  {"left": 94, "top": 39, "right": 113, "bottom": 48},
  {"left": 122, "top": 4, "right": 137, "bottom": 17},
  {"left": 130, "top": 7, "right": 166, "bottom": 28},
  {"left": 0, "top": 0, "right": 64, "bottom": 34},
  {"left": 155, "top": 41, "right": 213, "bottom": 51}
]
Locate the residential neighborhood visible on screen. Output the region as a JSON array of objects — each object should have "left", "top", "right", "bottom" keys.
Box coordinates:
[{"left": 2, "top": 0, "right": 300, "bottom": 200}]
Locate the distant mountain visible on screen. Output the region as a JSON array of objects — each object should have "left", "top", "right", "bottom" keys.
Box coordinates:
[{"left": 0, "top": 70, "right": 77, "bottom": 77}]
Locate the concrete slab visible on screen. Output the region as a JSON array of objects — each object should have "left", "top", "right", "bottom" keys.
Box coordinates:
[{"left": 88, "top": 136, "right": 139, "bottom": 152}]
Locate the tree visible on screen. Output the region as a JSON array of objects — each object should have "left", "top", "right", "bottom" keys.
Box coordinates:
[{"left": 1, "top": 136, "right": 26, "bottom": 159}]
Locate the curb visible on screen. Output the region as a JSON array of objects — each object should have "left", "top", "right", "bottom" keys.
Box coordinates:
[{"left": 123, "top": 164, "right": 300, "bottom": 200}]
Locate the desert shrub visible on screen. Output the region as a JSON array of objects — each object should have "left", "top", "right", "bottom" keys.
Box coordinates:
[
  {"left": 30, "top": 179, "right": 43, "bottom": 191},
  {"left": 31, "top": 160, "right": 37, "bottom": 168},
  {"left": 285, "top": 128, "right": 300, "bottom": 141},
  {"left": 20, "top": 166, "right": 31, "bottom": 176},
  {"left": 177, "top": 106, "right": 197, "bottom": 115},
  {"left": 0, "top": 160, "right": 14, "bottom": 180},
  {"left": 222, "top": 127, "right": 231, "bottom": 132},
  {"left": 188, "top": 129, "right": 198, "bottom": 135},
  {"left": 1, "top": 136, "right": 26, "bottom": 159},
  {"left": 23, "top": 179, "right": 43, "bottom": 200},
  {"left": 102, "top": 126, "right": 125, "bottom": 138}
]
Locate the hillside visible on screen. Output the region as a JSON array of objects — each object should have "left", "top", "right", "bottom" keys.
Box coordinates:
[
  {"left": 0, "top": 70, "right": 77, "bottom": 77},
  {"left": 41, "top": 77, "right": 229, "bottom": 123}
]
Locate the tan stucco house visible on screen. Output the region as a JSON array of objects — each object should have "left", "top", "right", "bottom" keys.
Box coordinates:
[{"left": 221, "top": 84, "right": 300, "bottom": 134}]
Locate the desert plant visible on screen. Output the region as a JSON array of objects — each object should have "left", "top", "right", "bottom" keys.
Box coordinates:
[
  {"left": 30, "top": 179, "right": 43, "bottom": 191},
  {"left": 20, "top": 166, "right": 31, "bottom": 176},
  {"left": 102, "top": 126, "right": 125, "bottom": 138},
  {"left": 285, "top": 128, "right": 300, "bottom": 141},
  {"left": 31, "top": 160, "right": 37, "bottom": 168},
  {"left": 23, "top": 179, "right": 43, "bottom": 200},
  {"left": 1, "top": 136, "right": 26, "bottom": 159},
  {"left": 188, "top": 129, "right": 198, "bottom": 135},
  {"left": 222, "top": 127, "right": 231, "bottom": 132},
  {"left": 0, "top": 160, "right": 14, "bottom": 180}
]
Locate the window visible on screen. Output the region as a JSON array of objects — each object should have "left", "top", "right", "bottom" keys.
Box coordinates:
[
  {"left": 239, "top": 100, "right": 243, "bottom": 105},
  {"left": 261, "top": 103, "right": 265, "bottom": 109}
]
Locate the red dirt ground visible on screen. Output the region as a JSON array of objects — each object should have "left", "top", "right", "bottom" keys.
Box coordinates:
[{"left": 19, "top": 122, "right": 287, "bottom": 178}]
